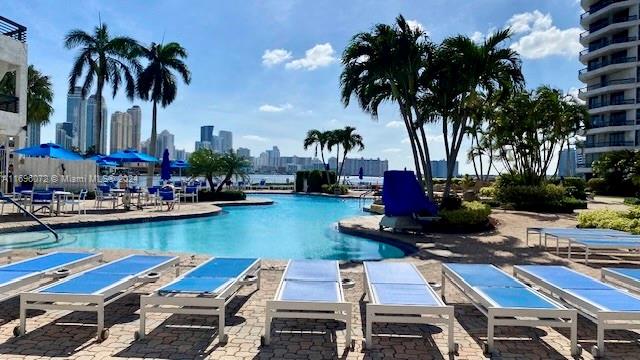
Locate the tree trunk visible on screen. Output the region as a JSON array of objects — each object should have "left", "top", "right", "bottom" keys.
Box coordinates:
[
  {"left": 443, "top": 116, "right": 466, "bottom": 198},
  {"left": 216, "top": 171, "right": 232, "bottom": 193},
  {"left": 147, "top": 101, "right": 158, "bottom": 187},
  {"left": 335, "top": 145, "right": 340, "bottom": 184},
  {"left": 94, "top": 80, "right": 104, "bottom": 155},
  {"left": 206, "top": 175, "right": 215, "bottom": 189},
  {"left": 418, "top": 125, "right": 434, "bottom": 198}
]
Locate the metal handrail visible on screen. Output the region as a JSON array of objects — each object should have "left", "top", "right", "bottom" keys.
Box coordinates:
[
  {"left": 580, "top": 15, "right": 639, "bottom": 38},
  {"left": 581, "top": 0, "right": 628, "bottom": 19},
  {"left": 0, "top": 195, "right": 59, "bottom": 241}
]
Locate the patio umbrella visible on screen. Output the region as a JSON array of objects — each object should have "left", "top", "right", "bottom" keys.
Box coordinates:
[
  {"left": 160, "top": 149, "right": 171, "bottom": 182},
  {"left": 170, "top": 160, "right": 189, "bottom": 180},
  {"left": 105, "top": 149, "right": 158, "bottom": 163},
  {"left": 96, "top": 159, "right": 119, "bottom": 167},
  {"left": 14, "top": 143, "right": 83, "bottom": 160}
]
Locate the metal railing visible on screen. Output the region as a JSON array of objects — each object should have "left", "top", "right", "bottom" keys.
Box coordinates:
[
  {"left": 581, "top": 0, "right": 629, "bottom": 19},
  {"left": 584, "top": 140, "right": 635, "bottom": 148},
  {"left": 579, "top": 56, "right": 636, "bottom": 74},
  {"left": 579, "top": 77, "right": 636, "bottom": 92},
  {"left": 0, "top": 195, "right": 59, "bottom": 241},
  {"left": 0, "top": 94, "right": 18, "bottom": 113},
  {"left": 588, "top": 118, "right": 635, "bottom": 128},
  {"left": 0, "top": 16, "right": 26, "bottom": 43},
  {"left": 580, "top": 15, "right": 638, "bottom": 38},
  {"left": 580, "top": 37, "right": 638, "bottom": 56},
  {"left": 588, "top": 98, "right": 636, "bottom": 109}
]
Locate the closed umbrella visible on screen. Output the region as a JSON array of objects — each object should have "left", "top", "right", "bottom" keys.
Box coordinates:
[
  {"left": 14, "top": 143, "right": 83, "bottom": 160},
  {"left": 358, "top": 167, "right": 364, "bottom": 180},
  {"left": 160, "top": 149, "right": 171, "bottom": 182}
]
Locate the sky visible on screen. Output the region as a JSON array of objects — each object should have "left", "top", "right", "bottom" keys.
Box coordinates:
[{"left": 3, "top": 0, "right": 585, "bottom": 173}]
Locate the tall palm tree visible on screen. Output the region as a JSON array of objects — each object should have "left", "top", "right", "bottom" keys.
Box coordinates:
[
  {"left": 65, "top": 23, "right": 141, "bottom": 154},
  {"left": 0, "top": 65, "right": 53, "bottom": 126},
  {"left": 340, "top": 15, "right": 436, "bottom": 197},
  {"left": 303, "top": 129, "right": 329, "bottom": 168},
  {"left": 328, "top": 126, "right": 364, "bottom": 184},
  {"left": 215, "top": 152, "right": 251, "bottom": 193},
  {"left": 137, "top": 42, "right": 191, "bottom": 185}
]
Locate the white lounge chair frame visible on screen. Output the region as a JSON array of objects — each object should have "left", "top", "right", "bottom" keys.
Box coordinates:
[
  {"left": 16, "top": 254, "right": 179, "bottom": 341},
  {"left": 566, "top": 238, "right": 640, "bottom": 264},
  {"left": 263, "top": 260, "right": 353, "bottom": 349},
  {"left": 136, "top": 258, "right": 261, "bottom": 344},
  {"left": 514, "top": 266, "right": 640, "bottom": 357},
  {"left": 363, "top": 263, "right": 456, "bottom": 353},
  {"left": 442, "top": 264, "right": 579, "bottom": 356},
  {"left": 601, "top": 268, "right": 640, "bottom": 293}
]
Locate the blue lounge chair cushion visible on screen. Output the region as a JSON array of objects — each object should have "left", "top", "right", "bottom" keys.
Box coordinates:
[
  {"left": 88, "top": 255, "right": 174, "bottom": 276},
  {"left": 606, "top": 268, "right": 640, "bottom": 280},
  {"left": 280, "top": 280, "right": 339, "bottom": 302},
  {"left": 187, "top": 258, "right": 257, "bottom": 279},
  {"left": 366, "top": 262, "right": 424, "bottom": 285},
  {"left": 1, "top": 252, "right": 93, "bottom": 273},
  {"left": 475, "top": 287, "right": 559, "bottom": 309},
  {"left": 576, "top": 239, "right": 640, "bottom": 247},
  {"left": 0, "top": 270, "right": 34, "bottom": 286},
  {"left": 43, "top": 273, "right": 130, "bottom": 294},
  {"left": 569, "top": 289, "right": 640, "bottom": 311},
  {"left": 285, "top": 260, "right": 338, "bottom": 282},
  {"left": 517, "top": 265, "right": 611, "bottom": 290},
  {"left": 372, "top": 283, "right": 439, "bottom": 306},
  {"left": 159, "top": 277, "right": 234, "bottom": 295},
  {"left": 445, "top": 264, "right": 523, "bottom": 288}
]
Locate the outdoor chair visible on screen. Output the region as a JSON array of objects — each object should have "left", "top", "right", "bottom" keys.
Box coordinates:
[
  {"left": 29, "top": 191, "right": 54, "bottom": 216},
  {"left": 159, "top": 189, "right": 179, "bottom": 211},
  {"left": 95, "top": 185, "right": 117, "bottom": 209},
  {"left": 137, "top": 257, "right": 261, "bottom": 344},
  {"left": 64, "top": 189, "right": 87, "bottom": 215},
  {"left": 180, "top": 186, "right": 199, "bottom": 203}
]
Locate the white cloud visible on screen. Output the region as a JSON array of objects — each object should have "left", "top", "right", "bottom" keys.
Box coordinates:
[
  {"left": 259, "top": 103, "right": 293, "bottom": 112},
  {"left": 262, "top": 49, "right": 292, "bottom": 66},
  {"left": 507, "top": 11, "right": 582, "bottom": 59},
  {"left": 242, "top": 135, "right": 269, "bottom": 142},
  {"left": 285, "top": 43, "right": 336, "bottom": 70},
  {"left": 406, "top": 20, "right": 430, "bottom": 36},
  {"left": 470, "top": 31, "right": 484, "bottom": 43},
  {"left": 401, "top": 137, "right": 411, "bottom": 144},
  {"left": 385, "top": 120, "right": 403, "bottom": 128},
  {"left": 568, "top": 87, "right": 586, "bottom": 104},
  {"left": 382, "top": 148, "right": 403, "bottom": 153}
]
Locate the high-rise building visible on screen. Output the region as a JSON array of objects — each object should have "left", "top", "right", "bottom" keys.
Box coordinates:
[
  {"left": 66, "top": 86, "right": 86, "bottom": 150},
  {"left": 558, "top": 148, "right": 578, "bottom": 177},
  {"left": 55, "top": 122, "right": 74, "bottom": 150},
  {"left": 175, "top": 149, "right": 187, "bottom": 161},
  {"left": 200, "top": 125, "right": 215, "bottom": 143},
  {"left": 195, "top": 141, "right": 212, "bottom": 151},
  {"left": 219, "top": 130, "right": 233, "bottom": 153},
  {"left": 110, "top": 111, "right": 135, "bottom": 152},
  {"left": 26, "top": 122, "right": 41, "bottom": 147},
  {"left": 236, "top": 147, "right": 251, "bottom": 158},
  {"left": 430, "top": 159, "right": 459, "bottom": 178},
  {"left": 127, "top": 105, "right": 142, "bottom": 150},
  {"left": 266, "top": 146, "right": 280, "bottom": 167},
  {"left": 577, "top": 1, "right": 640, "bottom": 175},
  {"left": 86, "top": 95, "right": 108, "bottom": 154},
  {"left": 156, "top": 130, "right": 176, "bottom": 159},
  {"left": 340, "top": 157, "right": 389, "bottom": 177}
]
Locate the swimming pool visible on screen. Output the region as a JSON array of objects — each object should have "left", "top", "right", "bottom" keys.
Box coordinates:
[{"left": 34, "top": 195, "right": 408, "bottom": 260}]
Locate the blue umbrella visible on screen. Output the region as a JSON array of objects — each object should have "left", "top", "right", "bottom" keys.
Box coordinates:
[
  {"left": 358, "top": 167, "right": 364, "bottom": 180},
  {"left": 14, "top": 143, "right": 83, "bottom": 160},
  {"left": 97, "top": 159, "right": 119, "bottom": 167},
  {"left": 170, "top": 160, "right": 189, "bottom": 169},
  {"left": 105, "top": 148, "right": 158, "bottom": 163},
  {"left": 160, "top": 149, "right": 171, "bottom": 181}
]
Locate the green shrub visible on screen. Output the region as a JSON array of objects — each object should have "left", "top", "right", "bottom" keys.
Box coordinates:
[
  {"left": 308, "top": 170, "right": 323, "bottom": 192},
  {"left": 295, "top": 170, "right": 336, "bottom": 192},
  {"left": 495, "top": 183, "right": 584, "bottom": 213},
  {"left": 439, "top": 201, "right": 491, "bottom": 226},
  {"left": 479, "top": 186, "right": 496, "bottom": 198},
  {"left": 624, "top": 197, "right": 640, "bottom": 206},
  {"left": 586, "top": 177, "right": 607, "bottom": 195},
  {"left": 198, "top": 190, "right": 246, "bottom": 201},
  {"left": 439, "top": 195, "right": 462, "bottom": 210},
  {"left": 295, "top": 171, "right": 307, "bottom": 192},
  {"left": 577, "top": 208, "right": 640, "bottom": 234},
  {"left": 321, "top": 184, "right": 349, "bottom": 195}
]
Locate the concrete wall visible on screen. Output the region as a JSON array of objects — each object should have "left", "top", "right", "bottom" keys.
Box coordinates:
[
  {"left": 0, "top": 33, "right": 28, "bottom": 149},
  {"left": 15, "top": 158, "right": 98, "bottom": 192}
]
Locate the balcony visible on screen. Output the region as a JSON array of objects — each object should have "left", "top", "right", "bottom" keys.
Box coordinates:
[
  {"left": 588, "top": 98, "right": 636, "bottom": 109},
  {"left": 579, "top": 77, "right": 636, "bottom": 93},
  {"left": 581, "top": 0, "right": 630, "bottom": 19},
  {"left": 0, "top": 16, "right": 26, "bottom": 43},
  {"left": 584, "top": 140, "right": 635, "bottom": 148},
  {"left": 588, "top": 117, "right": 635, "bottom": 128},
  {"left": 579, "top": 56, "right": 637, "bottom": 74},
  {"left": 0, "top": 94, "right": 18, "bottom": 113},
  {"left": 580, "top": 15, "right": 638, "bottom": 39}
]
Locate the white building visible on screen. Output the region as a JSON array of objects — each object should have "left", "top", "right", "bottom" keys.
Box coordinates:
[
  {"left": 0, "top": 17, "right": 27, "bottom": 154},
  {"left": 219, "top": 130, "right": 233, "bottom": 153},
  {"left": 156, "top": 129, "right": 175, "bottom": 159},
  {"left": 175, "top": 149, "right": 188, "bottom": 161},
  {"left": 126, "top": 105, "right": 142, "bottom": 150},
  {"left": 55, "top": 122, "right": 73, "bottom": 150},
  {"left": 86, "top": 95, "right": 108, "bottom": 154},
  {"left": 195, "top": 140, "right": 212, "bottom": 151},
  {"left": 237, "top": 147, "right": 251, "bottom": 158},
  {"left": 558, "top": 148, "right": 578, "bottom": 176},
  {"left": 66, "top": 86, "right": 86, "bottom": 150},
  {"left": 26, "top": 122, "right": 41, "bottom": 147},
  {"left": 110, "top": 111, "right": 135, "bottom": 152},
  {"left": 577, "top": 0, "right": 640, "bottom": 174}
]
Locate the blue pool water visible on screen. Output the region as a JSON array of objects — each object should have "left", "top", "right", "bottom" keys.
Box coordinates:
[{"left": 48, "top": 195, "right": 408, "bottom": 260}]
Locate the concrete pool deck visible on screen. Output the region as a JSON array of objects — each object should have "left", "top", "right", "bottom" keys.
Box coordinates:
[{"left": 0, "top": 209, "right": 638, "bottom": 359}]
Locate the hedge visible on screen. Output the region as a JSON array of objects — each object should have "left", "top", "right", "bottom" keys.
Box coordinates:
[
  {"left": 577, "top": 207, "right": 640, "bottom": 234},
  {"left": 295, "top": 170, "right": 336, "bottom": 192},
  {"left": 495, "top": 183, "right": 586, "bottom": 213},
  {"left": 479, "top": 186, "right": 496, "bottom": 198},
  {"left": 198, "top": 190, "right": 246, "bottom": 201},
  {"left": 439, "top": 201, "right": 491, "bottom": 227}
]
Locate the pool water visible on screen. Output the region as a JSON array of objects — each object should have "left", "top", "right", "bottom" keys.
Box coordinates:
[{"left": 50, "top": 195, "right": 407, "bottom": 260}]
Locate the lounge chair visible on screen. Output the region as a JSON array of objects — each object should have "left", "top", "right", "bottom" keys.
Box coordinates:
[
  {"left": 514, "top": 265, "right": 640, "bottom": 357},
  {"left": 159, "top": 189, "right": 179, "bottom": 211},
  {"left": 16, "top": 254, "right": 179, "bottom": 341},
  {"left": 262, "top": 260, "right": 353, "bottom": 349},
  {"left": 29, "top": 191, "right": 54, "bottom": 216},
  {"left": 525, "top": 227, "right": 628, "bottom": 247},
  {"left": 601, "top": 267, "right": 640, "bottom": 293},
  {"left": 0, "top": 251, "right": 100, "bottom": 302},
  {"left": 564, "top": 236, "right": 640, "bottom": 264},
  {"left": 136, "top": 257, "right": 260, "bottom": 343},
  {"left": 363, "top": 262, "right": 457, "bottom": 353},
  {"left": 442, "top": 263, "right": 580, "bottom": 356},
  {"left": 179, "top": 186, "right": 199, "bottom": 203}
]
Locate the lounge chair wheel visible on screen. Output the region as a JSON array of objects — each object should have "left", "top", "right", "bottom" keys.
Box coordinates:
[
  {"left": 98, "top": 329, "right": 109, "bottom": 342},
  {"left": 591, "top": 345, "right": 601, "bottom": 358},
  {"left": 12, "top": 326, "right": 21, "bottom": 337},
  {"left": 219, "top": 334, "right": 228, "bottom": 345},
  {"left": 482, "top": 342, "right": 491, "bottom": 355},
  {"left": 347, "top": 339, "right": 355, "bottom": 350},
  {"left": 572, "top": 344, "right": 582, "bottom": 356},
  {"left": 133, "top": 330, "right": 141, "bottom": 341}
]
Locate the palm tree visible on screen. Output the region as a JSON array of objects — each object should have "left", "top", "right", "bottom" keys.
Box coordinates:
[
  {"left": 0, "top": 65, "right": 53, "bottom": 127},
  {"left": 340, "top": 15, "right": 436, "bottom": 197},
  {"left": 303, "top": 129, "right": 329, "bottom": 168},
  {"left": 137, "top": 42, "right": 191, "bottom": 185},
  {"left": 65, "top": 23, "right": 141, "bottom": 153},
  {"left": 215, "top": 152, "right": 251, "bottom": 193},
  {"left": 327, "top": 126, "right": 364, "bottom": 184}
]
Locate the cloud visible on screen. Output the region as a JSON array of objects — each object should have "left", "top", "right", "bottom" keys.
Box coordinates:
[
  {"left": 242, "top": 135, "right": 269, "bottom": 142},
  {"left": 401, "top": 137, "right": 411, "bottom": 144},
  {"left": 406, "top": 19, "right": 430, "bottom": 36},
  {"left": 262, "top": 49, "right": 292, "bottom": 66},
  {"left": 259, "top": 103, "right": 293, "bottom": 112},
  {"left": 385, "top": 120, "right": 403, "bottom": 128},
  {"left": 382, "top": 148, "right": 403, "bottom": 153},
  {"left": 507, "top": 11, "right": 582, "bottom": 59},
  {"left": 285, "top": 43, "right": 336, "bottom": 70},
  {"left": 470, "top": 31, "right": 484, "bottom": 43},
  {"left": 568, "top": 87, "right": 586, "bottom": 104}
]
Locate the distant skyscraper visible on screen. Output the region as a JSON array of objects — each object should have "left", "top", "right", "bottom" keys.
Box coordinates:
[
  {"left": 86, "top": 95, "right": 108, "bottom": 154},
  {"left": 175, "top": 149, "right": 187, "bottom": 161},
  {"left": 127, "top": 105, "right": 142, "bottom": 150},
  {"left": 66, "top": 86, "right": 86, "bottom": 150},
  {"left": 236, "top": 147, "right": 251, "bottom": 158},
  {"left": 341, "top": 157, "right": 389, "bottom": 177},
  {"left": 558, "top": 148, "right": 577, "bottom": 177},
  {"left": 156, "top": 130, "right": 176, "bottom": 159},
  {"left": 219, "top": 130, "right": 233, "bottom": 153},
  {"left": 266, "top": 146, "right": 280, "bottom": 167},
  {"left": 26, "top": 122, "right": 41, "bottom": 147},
  {"left": 55, "top": 122, "right": 74, "bottom": 150},
  {"left": 430, "top": 159, "right": 459, "bottom": 178},
  {"left": 195, "top": 141, "right": 212, "bottom": 151},
  {"left": 200, "top": 125, "right": 215, "bottom": 143},
  {"left": 110, "top": 111, "right": 135, "bottom": 152}
]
